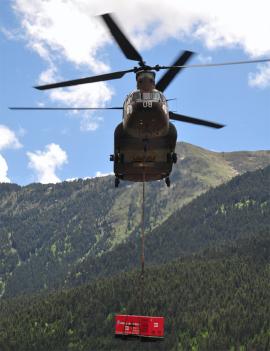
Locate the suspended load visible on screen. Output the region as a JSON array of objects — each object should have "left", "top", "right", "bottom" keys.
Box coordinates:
[{"left": 115, "top": 314, "right": 164, "bottom": 341}]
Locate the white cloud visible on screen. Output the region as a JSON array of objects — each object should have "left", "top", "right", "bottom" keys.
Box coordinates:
[
  {"left": 12, "top": 0, "right": 115, "bottom": 131},
  {"left": 12, "top": 0, "right": 270, "bottom": 103},
  {"left": 95, "top": 171, "right": 113, "bottom": 177},
  {"left": 49, "top": 83, "right": 113, "bottom": 131},
  {"left": 1, "top": 27, "right": 17, "bottom": 40},
  {"left": 65, "top": 177, "right": 78, "bottom": 182},
  {"left": 79, "top": 115, "right": 103, "bottom": 132},
  {"left": 66, "top": 172, "right": 113, "bottom": 181},
  {"left": 27, "top": 143, "right": 68, "bottom": 183},
  {"left": 38, "top": 63, "right": 58, "bottom": 84},
  {"left": 248, "top": 63, "right": 270, "bottom": 88},
  {"left": 13, "top": 0, "right": 111, "bottom": 71},
  {"left": 0, "top": 125, "right": 22, "bottom": 183},
  {"left": 0, "top": 125, "right": 22, "bottom": 151},
  {"left": 0, "top": 155, "right": 11, "bottom": 183},
  {"left": 17, "top": 126, "right": 27, "bottom": 137},
  {"left": 197, "top": 54, "right": 212, "bottom": 64}
]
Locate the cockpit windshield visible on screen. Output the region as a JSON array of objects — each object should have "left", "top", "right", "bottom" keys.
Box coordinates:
[{"left": 130, "top": 90, "right": 166, "bottom": 102}]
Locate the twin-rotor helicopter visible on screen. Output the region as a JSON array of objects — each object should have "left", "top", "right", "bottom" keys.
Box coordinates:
[{"left": 11, "top": 13, "right": 270, "bottom": 187}]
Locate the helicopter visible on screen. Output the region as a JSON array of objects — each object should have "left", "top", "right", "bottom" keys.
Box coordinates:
[{"left": 10, "top": 13, "right": 270, "bottom": 188}]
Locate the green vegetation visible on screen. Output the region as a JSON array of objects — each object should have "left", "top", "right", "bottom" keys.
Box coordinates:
[
  {"left": 0, "top": 146, "right": 269, "bottom": 349},
  {"left": 0, "top": 142, "right": 270, "bottom": 298},
  {"left": 0, "top": 235, "right": 270, "bottom": 350},
  {"left": 67, "top": 165, "right": 270, "bottom": 287}
]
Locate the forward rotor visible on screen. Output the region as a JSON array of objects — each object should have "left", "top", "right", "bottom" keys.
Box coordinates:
[{"left": 34, "top": 13, "right": 270, "bottom": 92}]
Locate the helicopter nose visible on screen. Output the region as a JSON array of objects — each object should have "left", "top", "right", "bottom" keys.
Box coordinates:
[{"left": 125, "top": 101, "right": 169, "bottom": 138}]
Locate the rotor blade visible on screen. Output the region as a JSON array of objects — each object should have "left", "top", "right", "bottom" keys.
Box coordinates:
[
  {"left": 156, "top": 51, "right": 194, "bottom": 92},
  {"left": 169, "top": 111, "right": 225, "bottom": 129},
  {"left": 160, "top": 57, "right": 270, "bottom": 70},
  {"left": 34, "top": 69, "right": 134, "bottom": 90},
  {"left": 101, "top": 13, "right": 144, "bottom": 64},
  {"left": 9, "top": 107, "right": 123, "bottom": 110},
  {"left": 166, "top": 98, "right": 177, "bottom": 102}
]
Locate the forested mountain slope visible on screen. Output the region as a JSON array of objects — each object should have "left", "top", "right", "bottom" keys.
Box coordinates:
[
  {"left": 67, "top": 165, "right": 270, "bottom": 287},
  {"left": 0, "top": 142, "right": 270, "bottom": 298},
  {"left": 1, "top": 233, "right": 270, "bottom": 350}
]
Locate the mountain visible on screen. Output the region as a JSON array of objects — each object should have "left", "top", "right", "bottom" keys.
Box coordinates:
[
  {"left": 1, "top": 234, "right": 270, "bottom": 350},
  {"left": 65, "top": 165, "right": 270, "bottom": 287},
  {"left": 1, "top": 142, "right": 270, "bottom": 298}
]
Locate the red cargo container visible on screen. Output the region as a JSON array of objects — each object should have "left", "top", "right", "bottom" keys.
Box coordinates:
[{"left": 115, "top": 314, "right": 164, "bottom": 340}]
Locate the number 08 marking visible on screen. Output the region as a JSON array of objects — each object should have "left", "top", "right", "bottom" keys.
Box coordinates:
[{"left": 143, "top": 101, "right": 152, "bottom": 108}]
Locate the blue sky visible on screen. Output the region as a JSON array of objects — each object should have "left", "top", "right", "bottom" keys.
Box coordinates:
[{"left": 0, "top": 0, "right": 269, "bottom": 185}]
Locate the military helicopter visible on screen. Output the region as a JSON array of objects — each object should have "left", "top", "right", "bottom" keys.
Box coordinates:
[{"left": 10, "top": 13, "right": 270, "bottom": 187}]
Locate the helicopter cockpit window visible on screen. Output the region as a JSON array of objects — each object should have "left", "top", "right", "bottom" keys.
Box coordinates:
[
  {"left": 160, "top": 93, "right": 166, "bottom": 102},
  {"left": 130, "top": 91, "right": 163, "bottom": 102},
  {"left": 142, "top": 92, "right": 151, "bottom": 100},
  {"left": 152, "top": 92, "right": 162, "bottom": 101},
  {"left": 142, "top": 91, "right": 162, "bottom": 101},
  {"left": 131, "top": 91, "right": 142, "bottom": 101}
]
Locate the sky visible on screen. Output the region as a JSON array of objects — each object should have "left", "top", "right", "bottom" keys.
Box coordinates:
[{"left": 0, "top": 0, "right": 269, "bottom": 185}]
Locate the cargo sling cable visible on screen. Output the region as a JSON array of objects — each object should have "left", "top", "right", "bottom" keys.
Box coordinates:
[
  {"left": 140, "top": 140, "right": 147, "bottom": 315},
  {"left": 140, "top": 174, "right": 145, "bottom": 315}
]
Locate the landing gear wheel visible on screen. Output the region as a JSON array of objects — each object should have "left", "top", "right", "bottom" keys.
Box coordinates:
[
  {"left": 165, "top": 177, "right": 170, "bottom": 187},
  {"left": 114, "top": 153, "right": 124, "bottom": 163},
  {"left": 167, "top": 152, "right": 178, "bottom": 163},
  {"left": 115, "top": 177, "right": 120, "bottom": 188}
]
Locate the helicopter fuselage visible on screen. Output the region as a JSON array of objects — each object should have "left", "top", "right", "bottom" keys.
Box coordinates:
[{"left": 112, "top": 89, "right": 177, "bottom": 184}]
